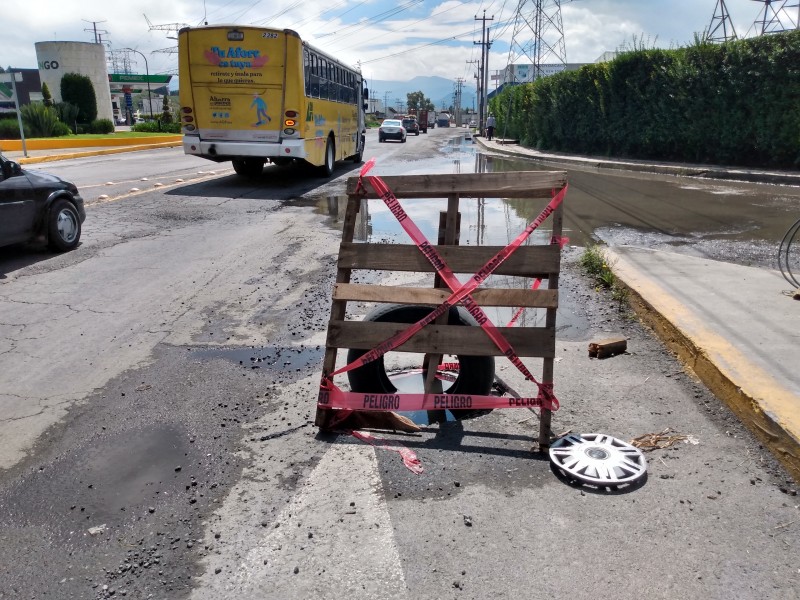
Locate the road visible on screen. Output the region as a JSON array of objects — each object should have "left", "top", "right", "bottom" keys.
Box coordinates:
[{"left": 0, "top": 128, "right": 798, "bottom": 599}]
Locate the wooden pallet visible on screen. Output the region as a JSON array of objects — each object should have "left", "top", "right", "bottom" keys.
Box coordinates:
[{"left": 316, "top": 170, "right": 568, "bottom": 448}]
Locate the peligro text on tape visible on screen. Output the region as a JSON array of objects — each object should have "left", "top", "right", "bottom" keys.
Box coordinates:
[{"left": 318, "top": 386, "right": 556, "bottom": 412}]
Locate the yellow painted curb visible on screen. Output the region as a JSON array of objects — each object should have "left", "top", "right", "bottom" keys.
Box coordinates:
[
  {"left": 17, "top": 141, "right": 183, "bottom": 165},
  {"left": 611, "top": 265, "right": 800, "bottom": 483},
  {"left": 0, "top": 135, "right": 181, "bottom": 152}
]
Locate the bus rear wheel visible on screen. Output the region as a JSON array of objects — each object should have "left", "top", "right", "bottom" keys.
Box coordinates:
[
  {"left": 318, "top": 137, "right": 335, "bottom": 177},
  {"left": 232, "top": 159, "right": 265, "bottom": 178}
]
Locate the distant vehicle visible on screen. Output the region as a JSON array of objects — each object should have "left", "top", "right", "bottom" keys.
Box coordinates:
[
  {"left": 469, "top": 120, "right": 477, "bottom": 128},
  {"left": 437, "top": 113, "right": 451, "bottom": 128},
  {"left": 0, "top": 154, "right": 85, "bottom": 252},
  {"left": 418, "top": 109, "right": 428, "bottom": 133},
  {"left": 401, "top": 116, "right": 420, "bottom": 136},
  {"left": 378, "top": 119, "right": 406, "bottom": 143}
]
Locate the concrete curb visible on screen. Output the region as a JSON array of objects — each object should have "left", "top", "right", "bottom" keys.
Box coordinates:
[
  {"left": 607, "top": 251, "right": 800, "bottom": 482},
  {"left": 16, "top": 141, "right": 183, "bottom": 165},
  {"left": 0, "top": 135, "right": 182, "bottom": 152}
]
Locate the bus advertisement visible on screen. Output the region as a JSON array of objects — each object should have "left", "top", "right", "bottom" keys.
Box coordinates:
[{"left": 178, "top": 26, "right": 367, "bottom": 178}]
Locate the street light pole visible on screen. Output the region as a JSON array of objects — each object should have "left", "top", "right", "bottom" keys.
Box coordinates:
[{"left": 122, "top": 48, "right": 154, "bottom": 123}]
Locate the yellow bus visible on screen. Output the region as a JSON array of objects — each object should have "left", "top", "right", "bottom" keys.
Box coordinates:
[{"left": 178, "top": 25, "right": 368, "bottom": 178}]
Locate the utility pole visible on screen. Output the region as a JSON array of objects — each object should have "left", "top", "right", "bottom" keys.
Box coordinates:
[
  {"left": 475, "top": 10, "right": 494, "bottom": 135},
  {"left": 82, "top": 20, "right": 108, "bottom": 44},
  {"left": 383, "top": 91, "right": 392, "bottom": 116},
  {"left": 454, "top": 78, "right": 464, "bottom": 126},
  {"left": 466, "top": 58, "right": 479, "bottom": 121}
]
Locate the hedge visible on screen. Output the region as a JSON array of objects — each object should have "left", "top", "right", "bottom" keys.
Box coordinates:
[{"left": 489, "top": 30, "right": 800, "bottom": 168}]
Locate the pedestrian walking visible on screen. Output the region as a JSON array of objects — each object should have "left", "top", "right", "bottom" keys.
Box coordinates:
[{"left": 486, "top": 114, "right": 496, "bottom": 141}]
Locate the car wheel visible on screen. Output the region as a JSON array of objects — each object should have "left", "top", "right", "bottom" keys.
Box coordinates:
[
  {"left": 47, "top": 198, "right": 81, "bottom": 252},
  {"left": 346, "top": 304, "right": 496, "bottom": 415},
  {"left": 232, "top": 158, "right": 265, "bottom": 177},
  {"left": 401, "top": 135, "right": 406, "bottom": 143},
  {"left": 318, "top": 136, "right": 335, "bottom": 177}
]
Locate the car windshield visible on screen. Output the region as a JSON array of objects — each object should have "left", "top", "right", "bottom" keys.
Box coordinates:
[
  {"left": 402, "top": 119, "right": 415, "bottom": 125},
  {"left": 381, "top": 120, "right": 401, "bottom": 127}
]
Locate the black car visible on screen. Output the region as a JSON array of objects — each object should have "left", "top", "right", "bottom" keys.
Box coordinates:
[
  {"left": 0, "top": 154, "right": 85, "bottom": 252},
  {"left": 402, "top": 117, "right": 420, "bottom": 135}
]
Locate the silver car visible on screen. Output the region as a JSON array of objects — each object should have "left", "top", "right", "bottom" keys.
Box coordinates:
[{"left": 378, "top": 119, "right": 406, "bottom": 143}]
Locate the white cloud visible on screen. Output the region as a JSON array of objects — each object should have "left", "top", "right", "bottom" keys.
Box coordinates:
[{"left": 0, "top": 0, "right": 780, "bottom": 81}]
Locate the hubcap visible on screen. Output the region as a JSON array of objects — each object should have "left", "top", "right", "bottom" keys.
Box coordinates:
[
  {"left": 56, "top": 209, "right": 78, "bottom": 243},
  {"left": 549, "top": 433, "right": 647, "bottom": 487}
]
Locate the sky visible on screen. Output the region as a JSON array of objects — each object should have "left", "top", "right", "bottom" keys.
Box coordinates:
[{"left": 2, "top": 0, "right": 792, "bottom": 90}]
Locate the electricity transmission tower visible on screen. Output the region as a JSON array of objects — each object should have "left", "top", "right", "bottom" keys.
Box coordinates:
[
  {"left": 705, "top": 0, "right": 738, "bottom": 42},
  {"left": 505, "top": 0, "right": 568, "bottom": 85},
  {"left": 144, "top": 14, "right": 189, "bottom": 55},
  {"left": 751, "top": 0, "right": 800, "bottom": 34},
  {"left": 107, "top": 50, "right": 133, "bottom": 74}
]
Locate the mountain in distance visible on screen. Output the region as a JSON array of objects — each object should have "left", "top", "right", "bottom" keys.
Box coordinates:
[{"left": 366, "top": 75, "right": 478, "bottom": 112}]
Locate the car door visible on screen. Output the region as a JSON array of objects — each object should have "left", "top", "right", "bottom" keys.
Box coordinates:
[{"left": 0, "top": 157, "right": 36, "bottom": 246}]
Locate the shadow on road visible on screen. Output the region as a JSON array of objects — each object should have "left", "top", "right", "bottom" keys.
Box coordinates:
[{"left": 164, "top": 161, "right": 363, "bottom": 201}]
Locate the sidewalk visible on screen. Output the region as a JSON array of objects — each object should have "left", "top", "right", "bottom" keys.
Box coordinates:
[{"left": 475, "top": 136, "right": 800, "bottom": 481}]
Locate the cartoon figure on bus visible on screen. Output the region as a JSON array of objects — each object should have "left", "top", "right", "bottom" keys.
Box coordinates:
[{"left": 251, "top": 94, "right": 271, "bottom": 126}]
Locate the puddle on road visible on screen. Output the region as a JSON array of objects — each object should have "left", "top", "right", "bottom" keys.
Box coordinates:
[
  {"left": 301, "top": 133, "right": 590, "bottom": 338},
  {"left": 191, "top": 345, "right": 324, "bottom": 372},
  {"left": 79, "top": 425, "right": 189, "bottom": 521}
]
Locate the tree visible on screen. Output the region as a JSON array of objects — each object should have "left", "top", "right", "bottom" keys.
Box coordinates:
[
  {"left": 41, "top": 82, "right": 53, "bottom": 107},
  {"left": 161, "top": 95, "right": 173, "bottom": 123},
  {"left": 406, "top": 90, "right": 434, "bottom": 112},
  {"left": 60, "top": 73, "right": 97, "bottom": 123}
]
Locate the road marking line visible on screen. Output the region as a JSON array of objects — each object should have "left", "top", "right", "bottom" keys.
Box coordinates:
[{"left": 192, "top": 443, "right": 407, "bottom": 599}]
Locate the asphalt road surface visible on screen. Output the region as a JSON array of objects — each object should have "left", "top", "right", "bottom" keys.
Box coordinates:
[{"left": 0, "top": 128, "right": 797, "bottom": 599}]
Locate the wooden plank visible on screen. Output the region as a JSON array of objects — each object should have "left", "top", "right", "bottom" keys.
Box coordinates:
[
  {"left": 316, "top": 192, "right": 363, "bottom": 428},
  {"left": 346, "top": 171, "right": 567, "bottom": 199},
  {"left": 334, "top": 283, "right": 559, "bottom": 308},
  {"left": 327, "top": 321, "right": 556, "bottom": 357},
  {"left": 588, "top": 336, "right": 628, "bottom": 358},
  {"left": 338, "top": 243, "right": 561, "bottom": 276}
]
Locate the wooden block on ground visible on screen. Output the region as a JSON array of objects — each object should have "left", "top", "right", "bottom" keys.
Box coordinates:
[{"left": 588, "top": 336, "right": 628, "bottom": 358}]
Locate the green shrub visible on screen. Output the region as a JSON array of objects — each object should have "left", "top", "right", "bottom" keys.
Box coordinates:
[
  {"left": 132, "top": 120, "right": 181, "bottom": 134},
  {"left": 89, "top": 118, "right": 115, "bottom": 134},
  {"left": 54, "top": 102, "right": 80, "bottom": 133},
  {"left": 51, "top": 121, "right": 72, "bottom": 137},
  {"left": 0, "top": 118, "right": 27, "bottom": 139},
  {"left": 489, "top": 29, "right": 800, "bottom": 168},
  {"left": 20, "top": 102, "right": 62, "bottom": 137},
  {"left": 60, "top": 73, "right": 97, "bottom": 123}
]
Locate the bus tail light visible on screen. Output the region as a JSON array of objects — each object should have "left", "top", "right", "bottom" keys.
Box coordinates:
[
  {"left": 283, "top": 128, "right": 295, "bottom": 135},
  {"left": 285, "top": 110, "right": 298, "bottom": 117}
]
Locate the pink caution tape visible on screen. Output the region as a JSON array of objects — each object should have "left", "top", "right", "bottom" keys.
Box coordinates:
[
  {"left": 351, "top": 430, "right": 424, "bottom": 474},
  {"left": 318, "top": 385, "right": 556, "bottom": 411},
  {"left": 505, "top": 235, "right": 569, "bottom": 327}
]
